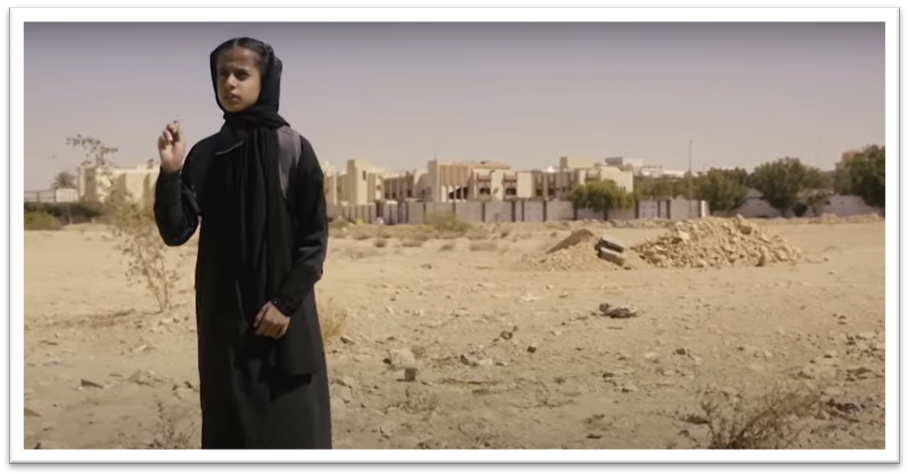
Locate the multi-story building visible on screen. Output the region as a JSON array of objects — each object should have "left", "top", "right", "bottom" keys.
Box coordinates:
[
  {"left": 78, "top": 163, "right": 160, "bottom": 207},
  {"left": 532, "top": 157, "right": 634, "bottom": 200}
]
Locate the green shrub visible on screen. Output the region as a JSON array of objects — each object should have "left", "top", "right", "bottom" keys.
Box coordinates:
[{"left": 24, "top": 211, "right": 62, "bottom": 231}]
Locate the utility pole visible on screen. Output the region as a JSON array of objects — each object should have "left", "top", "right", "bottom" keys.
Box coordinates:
[{"left": 687, "top": 139, "right": 694, "bottom": 217}]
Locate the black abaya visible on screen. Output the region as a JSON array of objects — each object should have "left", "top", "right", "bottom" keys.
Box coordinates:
[{"left": 152, "top": 43, "right": 331, "bottom": 449}]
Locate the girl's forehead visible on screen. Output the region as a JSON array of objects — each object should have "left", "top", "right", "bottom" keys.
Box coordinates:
[{"left": 217, "top": 47, "right": 259, "bottom": 66}]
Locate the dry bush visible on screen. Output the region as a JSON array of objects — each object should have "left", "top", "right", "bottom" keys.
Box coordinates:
[
  {"left": 438, "top": 241, "right": 457, "bottom": 252},
  {"left": 499, "top": 230, "right": 511, "bottom": 238},
  {"left": 147, "top": 402, "right": 196, "bottom": 449},
  {"left": 373, "top": 238, "right": 389, "bottom": 248},
  {"left": 466, "top": 230, "right": 491, "bottom": 240},
  {"left": 402, "top": 239, "right": 426, "bottom": 248},
  {"left": 353, "top": 232, "right": 372, "bottom": 241},
  {"left": 319, "top": 298, "right": 350, "bottom": 342},
  {"left": 67, "top": 135, "right": 181, "bottom": 314},
  {"left": 426, "top": 213, "right": 472, "bottom": 235},
  {"left": 410, "top": 233, "right": 431, "bottom": 242},
  {"left": 699, "top": 384, "right": 822, "bottom": 449},
  {"left": 469, "top": 241, "right": 498, "bottom": 252}
]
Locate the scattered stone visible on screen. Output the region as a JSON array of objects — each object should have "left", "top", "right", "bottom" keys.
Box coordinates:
[
  {"left": 597, "top": 248, "right": 627, "bottom": 266},
  {"left": 527, "top": 344, "right": 539, "bottom": 354},
  {"left": 586, "top": 433, "right": 603, "bottom": 440},
  {"left": 595, "top": 235, "right": 626, "bottom": 253},
  {"left": 404, "top": 368, "right": 418, "bottom": 382},
  {"left": 598, "top": 303, "right": 638, "bottom": 319},
  {"left": 80, "top": 379, "right": 104, "bottom": 389},
  {"left": 642, "top": 352, "right": 659, "bottom": 362},
  {"left": 24, "top": 407, "right": 41, "bottom": 417},
  {"left": 546, "top": 284, "right": 555, "bottom": 290},
  {"left": 340, "top": 335, "right": 355, "bottom": 345},
  {"left": 384, "top": 349, "right": 417, "bottom": 370},
  {"left": 500, "top": 331, "right": 514, "bottom": 341},
  {"left": 379, "top": 421, "right": 398, "bottom": 439},
  {"left": 675, "top": 348, "right": 688, "bottom": 356},
  {"left": 620, "top": 384, "right": 639, "bottom": 393},
  {"left": 127, "top": 370, "right": 165, "bottom": 387},
  {"left": 559, "top": 291, "right": 570, "bottom": 299},
  {"left": 460, "top": 354, "right": 480, "bottom": 367},
  {"left": 827, "top": 397, "right": 863, "bottom": 414},
  {"left": 34, "top": 440, "right": 68, "bottom": 449},
  {"left": 846, "top": 366, "right": 877, "bottom": 380}
]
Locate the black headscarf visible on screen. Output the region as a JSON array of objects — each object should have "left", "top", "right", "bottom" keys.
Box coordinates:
[{"left": 209, "top": 40, "right": 295, "bottom": 326}]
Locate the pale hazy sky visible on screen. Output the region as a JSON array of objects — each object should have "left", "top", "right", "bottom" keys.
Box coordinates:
[{"left": 25, "top": 22, "right": 884, "bottom": 190}]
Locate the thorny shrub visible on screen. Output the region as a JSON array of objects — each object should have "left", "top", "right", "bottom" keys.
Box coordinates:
[
  {"left": 67, "top": 134, "right": 181, "bottom": 314},
  {"left": 699, "top": 384, "right": 822, "bottom": 449}
]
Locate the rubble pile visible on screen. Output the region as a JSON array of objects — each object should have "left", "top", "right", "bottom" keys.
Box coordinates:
[
  {"left": 631, "top": 216, "right": 803, "bottom": 268},
  {"left": 518, "top": 230, "right": 649, "bottom": 272}
]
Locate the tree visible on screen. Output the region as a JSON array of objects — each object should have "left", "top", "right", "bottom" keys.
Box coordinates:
[
  {"left": 696, "top": 168, "right": 750, "bottom": 213},
  {"left": 843, "top": 145, "right": 885, "bottom": 210},
  {"left": 747, "top": 158, "right": 817, "bottom": 214},
  {"left": 51, "top": 171, "right": 76, "bottom": 190},
  {"left": 568, "top": 179, "right": 634, "bottom": 220},
  {"left": 633, "top": 176, "right": 692, "bottom": 199}
]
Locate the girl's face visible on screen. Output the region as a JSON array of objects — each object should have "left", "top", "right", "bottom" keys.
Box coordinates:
[{"left": 215, "top": 47, "right": 262, "bottom": 113}]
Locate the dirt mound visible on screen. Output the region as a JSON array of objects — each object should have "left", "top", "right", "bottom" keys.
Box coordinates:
[
  {"left": 546, "top": 229, "right": 596, "bottom": 254},
  {"left": 515, "top": 229, "right": 645, "bottom": 272},
  {"left": 516, "top": 244, "right": 628, "bottom": 272},
  {"left": 631, "top": 216, "right": 802, "bottom": 268}
]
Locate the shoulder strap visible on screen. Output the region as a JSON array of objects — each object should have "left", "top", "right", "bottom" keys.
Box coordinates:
[{"left": 276, "top": 126, "right": 302, "bottom": 202}]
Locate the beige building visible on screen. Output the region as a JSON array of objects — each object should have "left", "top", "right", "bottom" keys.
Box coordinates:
[
  {"left": 382, "top": 170, "right": 428, "bottom": 201},
  {"left": 604, "top": 156, "right": 645, "bottom": 173},
  {"left": 533, "top": 157, "right": 634, "bottom": 200},
  {"left": 78, "top": 163, "right": 160, "bottom": 207},
  {"left": 423, "top": 160, "right": 513, "bottom": 202}
]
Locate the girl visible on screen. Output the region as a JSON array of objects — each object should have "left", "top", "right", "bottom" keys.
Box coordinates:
[{"left": 153, "top": 37, "right": 331, "bottom": 449}]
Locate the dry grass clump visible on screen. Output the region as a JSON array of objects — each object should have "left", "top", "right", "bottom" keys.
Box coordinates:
[
  {"left": 425, "top": 213, "right": 472, "bottom": 234},
  {"left": 469, "top": 241, "right": 498, "bottom": 252},
  {"left": 438, "top": 241, "right": 457, "bottom": 252},
  {"left": 401, "top": 239, "right": 426, "bottom": 248},
  {"left": 319, "top": 298, "right": 350, "bottom": 343},
  {"left": 698, "top": 384, "right": 822, "bottom": 449},
  {"left": 373, "top": 238, "right": 389, "bottom": 248}
]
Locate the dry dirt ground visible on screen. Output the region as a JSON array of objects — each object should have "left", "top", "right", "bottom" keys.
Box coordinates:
[{"left": 23, "top": 218, "right": 885, "bottom": 450}]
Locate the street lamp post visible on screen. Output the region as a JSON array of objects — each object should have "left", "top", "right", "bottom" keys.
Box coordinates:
[{"left": 687, "top": 140, "right": 694, "bottom": 218}]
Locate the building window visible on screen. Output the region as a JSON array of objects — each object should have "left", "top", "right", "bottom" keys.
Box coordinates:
[
  {"left": 479, "top": 187, "right": 491, "bottom": 195},
  {"left": 505, "top": 188, "right": 517, "bottom": 196},
  {"left": 536, "top": 188, "right": 543, "bottom": 197},
  {"left": 362, "top": 171, "right": 367, "bottom": 180},
  {"left": 406, "top": 190, "right": 413, "bottom": 198}
]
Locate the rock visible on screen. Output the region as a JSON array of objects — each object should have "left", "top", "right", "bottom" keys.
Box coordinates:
[
  {"left": 379, "top": 421, "right": 398, "bottom": 439},
  {"left": 598, "top": 248, "right": 627, "bottom": 266},
  {"left": 340, "top": 335, "right": 355, "bottom": 345},
  {"left": 598, "top": 303, "right": 638, "bottom": 319},
  {"left": 384, "top": 349, "right": 417, "bottom": 370},
  {"left": 80, "top": 379, "right": 104, "bottom": 389},
  {"left": 459, "top": 353, "right": 480, "bottom": 367},
  {"left": 34, "top": 440, "right": 68, "bottom": 449},
  {"left": 500, "top": 331, "right": 514, "bottom": 340},
  {"left": 335, "top": 377, "right": 356, "bottom": 389},
  {"left": 643, "top": 352, "right": 659, "bottom": 362},
  {"left": 24, "top": 407, "right": 41, "bottom": 417},
  {"left": 595, "top": 235, "right": 626, "bottom": 253},
  {"left": 675, "top": 348, "right": 689, "bottom": 356},
  {"left": 559, "top": 291, "right": 570, "bottom": 299},
  {"left": 404, "top": 368, "right": 418, "bottom": 382},
  {"left": 546, "top": 284, "right": 555, "bottom": 290},
  {"left": 620, "top": 384, "right": 639, "bottom": 393},
  {"left": 846, "top": 366, "right": 877, "bottom": 380},
  {"left": 127, "top": 370, "right": 164, "bottom": 387},
  {"left": 527, "top": 344, "right": 539, "bottom": 354},
  {"left": 827, "top": 397, "right": 863, "bottom": 414}
]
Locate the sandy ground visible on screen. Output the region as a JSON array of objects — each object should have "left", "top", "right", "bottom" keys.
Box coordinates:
[{"left": 23, "top": 219, "right": 885, "bottom": 450}]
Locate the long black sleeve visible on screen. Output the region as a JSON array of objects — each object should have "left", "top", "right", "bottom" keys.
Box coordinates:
[
  {"left": 153, "top": 154, "right": 200, "bottom": 247},
  {"left": 271, "top": 137, "right": 329, "bottom": 315}
]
